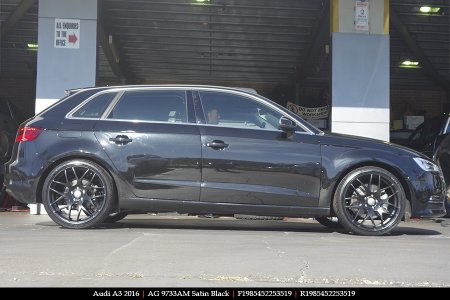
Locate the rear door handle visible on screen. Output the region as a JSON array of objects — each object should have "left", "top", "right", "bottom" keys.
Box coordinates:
[
  {"left": 206, "top": 140, "right": 229, "bottom": 149},
  {"left": 109, "top": 135, "right": 132, "bottom": 145}
]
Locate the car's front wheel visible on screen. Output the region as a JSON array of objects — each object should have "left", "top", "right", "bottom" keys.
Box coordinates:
[
  {"left": 333, "top": 166, "right": 405, "bottom": 236},
  {"left": 42, "top": 159, "right": 115, "bottom": 229}
]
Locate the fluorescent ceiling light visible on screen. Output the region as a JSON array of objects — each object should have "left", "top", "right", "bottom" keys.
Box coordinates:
[
  {"left": 400, "top": 60, "right": 420, "bottom": 68},
  {"left": 27, "top": 43, "right": 38, "bottom": 50},
  {"left": 419, "top": 6, "right": 441, "bottom": 13},
  {"left": 402, "top": 60, "right": 419, "bottom": 66}
]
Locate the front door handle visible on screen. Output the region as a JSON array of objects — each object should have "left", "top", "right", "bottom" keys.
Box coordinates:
[
  {"left": 109, "top": 135, "right": 133, "bottom": 145},
  {"left": 206, "top": 140, "right": 229, "bottom": 149}
]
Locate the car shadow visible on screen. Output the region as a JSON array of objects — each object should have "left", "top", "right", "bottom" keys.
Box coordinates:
[{"left": 37, "top": 215, "right": 444, "bottom": 236}]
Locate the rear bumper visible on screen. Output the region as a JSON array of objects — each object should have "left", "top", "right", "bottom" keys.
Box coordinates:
[{"left": 3, "top": 157, "right": 39, "bottom": 204}]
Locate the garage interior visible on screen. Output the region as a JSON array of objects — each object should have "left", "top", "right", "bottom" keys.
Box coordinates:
[{"left": 0, "top": 0, "right": 449, "bottom": 130}]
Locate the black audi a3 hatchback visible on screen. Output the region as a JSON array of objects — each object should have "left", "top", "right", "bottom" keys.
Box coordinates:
[{"left": 3, "top": 85, "right": 447, "bottom": 235}]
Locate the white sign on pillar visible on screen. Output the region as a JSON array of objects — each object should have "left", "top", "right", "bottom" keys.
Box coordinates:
[
  {"left": 55, "top": 18, "right": 80, "bottom": 49},
  {"left": 355, "top": 1, "right": 369, "bottom": 31}
]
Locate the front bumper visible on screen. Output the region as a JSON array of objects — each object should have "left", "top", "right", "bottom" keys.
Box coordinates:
[{"left": 410, "top": 171, "right": 446, "bottom": 218}]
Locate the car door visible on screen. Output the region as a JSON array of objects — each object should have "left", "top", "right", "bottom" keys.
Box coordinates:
[
  {"left": 94, "top": 88, "right": 201, "bottom": 202},
  {"left": 196, "top": 90, "right": 322, "bottom": 207}
]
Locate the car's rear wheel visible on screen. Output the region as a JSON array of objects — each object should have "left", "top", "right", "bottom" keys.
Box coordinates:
[
  {"left": 42, "top": 159, "right": 115, "bottom": 229},
  {"left": 333, "top": 166, "right": 405, "bottom": 236},
  {"left": 315, "top": 216, "right": 342, "bottom": 228}
]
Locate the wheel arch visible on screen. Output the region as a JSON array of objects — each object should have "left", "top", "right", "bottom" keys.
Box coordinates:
[
  {"left": 36, "top": 154, "right": 119, "bottom": 205},
  {"left": 330, "top": 161, "right": 412, "bottom": 212}
]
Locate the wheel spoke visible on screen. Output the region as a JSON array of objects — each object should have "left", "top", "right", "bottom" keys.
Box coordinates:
[
  {"left": 89, "top": 173, "right": 96, "bottom": 185},
  {"left": 380, "top": 184, "right": 395, "bottom": 193},
  {"left": 64, "top": 169, "right": 69, "bottom": 184},
  {"left": 383, "top": 212, "right": 397, "bottom": 217},
  {"left": 55, "top": 204, "right": 69, "bottom": 213},
  {"left": 352, "top": 208, "right": 363, "bottom": 221},
  {"left": 88, "top": 186, "right": 104, "bottom": 190},
  {"left": 72, "top": 167, "right": 78, "bottom": 180},
  {"left": 84, "top": 197, "right": 97, "bottom": 209},
  {"left": 79, "top": 169, "right": 90, "bottom": 181},
  {"left": 49, "top": 188, "right": 65, "bottom": 197},
  {"left": 50, "top": 195, "right": 65, "bottom": 206},
  {"left": 52, "top": 180, "right": 66, "bottom": 186},
  {"left": 385, "top": 191, "right": 399, "bottom": 200},
  {"left": 359, "top": 214, "right": 369, "bottom": 224},
  {"left": 356, "top": 178, "right": 367, "bottom": 193},
  {"left": 345, "top": 204, "right": 361, "bottom": 209},
  {"left": 68, "top": 203, "right": 74, "bottom": 220},
  {"left": 76, "top": 204, "right": 83, "bottom": 221},
  {"left": 377, "top": 175, "right": 381, "bottom": 195},
  {"left": 378, "top": 211, "right": 385, "bottom": 226},
  {"left": 386, "top": 203, "right": 400, "bottom": 209},
  {"left": 81, "top": 206, "right": 92, "bottom": 217},
  {"left": 369, "top": 214, "right": 376, "bottom": 227}
]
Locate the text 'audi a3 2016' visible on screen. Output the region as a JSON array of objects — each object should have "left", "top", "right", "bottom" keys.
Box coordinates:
[{"left": 3, "top": 86, "right": 447, "bottom": 235}]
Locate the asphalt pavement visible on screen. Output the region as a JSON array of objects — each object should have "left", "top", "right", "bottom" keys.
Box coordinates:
[{"left": 0, "top": 212, "right": 449, "bottom": 287}]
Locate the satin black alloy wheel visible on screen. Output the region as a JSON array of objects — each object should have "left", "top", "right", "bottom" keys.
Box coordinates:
[
  {"left": 315, "top": 216, "right": 342, "bottom": 228},
  {"left": 333, "top": 166, "right": 405, "bottom": 236},
  {"left": 42, "top": 160, "right": 115, "bottom": 229}
]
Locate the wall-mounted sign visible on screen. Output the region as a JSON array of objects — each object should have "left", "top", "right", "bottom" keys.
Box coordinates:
[
  {"left": 55, "top": 18, "right": 80, "bottom": 49},
  {"left": 355, "top": 1, "right": 369, "bottom": 31},
  {"left": 286, "top": 102, "right": 329, "bottom": 120}
]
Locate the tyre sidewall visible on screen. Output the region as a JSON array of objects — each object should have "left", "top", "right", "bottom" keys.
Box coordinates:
[
  {"left": 333, "top": 166, "right": 406, "bottom": 236},
  {"left": 42, "top": 159, "right": 115, "bottom": 229}
]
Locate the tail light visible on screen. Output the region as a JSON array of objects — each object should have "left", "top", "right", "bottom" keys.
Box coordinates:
[{"left": 15, "top": 127, "right": 44, "bottom": 142}]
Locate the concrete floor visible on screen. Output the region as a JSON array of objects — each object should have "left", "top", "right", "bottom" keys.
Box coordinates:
[{"left": 0, "top": 212, "right": 449, "bottom": 287}]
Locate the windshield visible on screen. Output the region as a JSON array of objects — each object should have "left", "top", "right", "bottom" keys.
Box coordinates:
[{"left": 258, "top": 95, "right": 323, "bottom": 134}]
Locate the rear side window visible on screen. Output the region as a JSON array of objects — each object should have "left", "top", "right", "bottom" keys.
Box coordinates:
[
  {"left": 72, "top": 92, "right": 117, "bottom": 118},
  {"left": 108, "top": 90, "right": 187, "bottom": 123}
]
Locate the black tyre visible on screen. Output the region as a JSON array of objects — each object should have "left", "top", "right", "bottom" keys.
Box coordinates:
[
  {"left": 235, "top": 215, "right": 283, "bottom": 220},
  {"left": 333, "top": 166, "right": 405, "bottom": 236},
  {"left": 42, "top": 159, "right": 116, "bottom": 229},
  {"left": 315, "top": 216, "right": 342, "bottom": 228},
  {"left": 104, "top": 212, "right": 128, "bottom": 223}
]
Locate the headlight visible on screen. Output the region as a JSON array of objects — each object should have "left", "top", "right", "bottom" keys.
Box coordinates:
[{"left": 413, "top": 157, "right": 441, "bottom": 172}]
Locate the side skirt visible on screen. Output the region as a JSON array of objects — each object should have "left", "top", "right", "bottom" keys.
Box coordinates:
[{"left": 120, "top": 198, "right": 330, "bottom": 218}]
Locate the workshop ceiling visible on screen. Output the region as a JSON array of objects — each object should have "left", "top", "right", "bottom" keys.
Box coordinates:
[{"left": 0, "top": 0, "right": 449, "bottom": 91}]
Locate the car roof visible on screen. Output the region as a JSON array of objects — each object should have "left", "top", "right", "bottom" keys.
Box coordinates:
[{"left": 66, "top": 85, "right": 259, "bottom": 96}]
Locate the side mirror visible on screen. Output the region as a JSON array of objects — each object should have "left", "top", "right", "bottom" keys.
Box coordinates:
[{"left": 279, "top": 116, "right": 296, "bottom": 133}]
